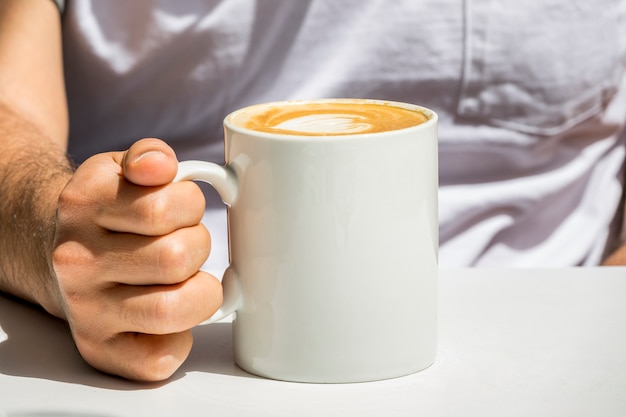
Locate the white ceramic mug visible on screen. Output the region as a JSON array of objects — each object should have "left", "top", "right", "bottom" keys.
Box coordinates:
[{"left": 175, "top": 99, "right": 438, "bottom": 383}]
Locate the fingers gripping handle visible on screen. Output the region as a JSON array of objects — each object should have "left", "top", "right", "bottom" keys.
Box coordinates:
[
  {"left": 175, "top": 160, "right": 242, "bottom": 323},
  {"left": 202, "top": 268, "right": 243, "bottom": 324},
  {"left": 174, "top": 160, "right": 239, "bottom": 206}
]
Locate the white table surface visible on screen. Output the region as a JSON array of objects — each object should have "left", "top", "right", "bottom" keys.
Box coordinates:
[{"left": 1, "top": 267, "right": 625, "bottom": 417}]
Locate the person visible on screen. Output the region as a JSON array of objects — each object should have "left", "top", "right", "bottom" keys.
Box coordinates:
[{"left": 0, "top": 0, "right": 624, "bottom": 381}]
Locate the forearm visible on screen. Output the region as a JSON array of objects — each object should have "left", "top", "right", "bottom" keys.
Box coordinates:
[
  {"left": 0, "top": 0, "right": 70, "bottom": 315},
  {"left": 0, "top": 102, "right": 72, "bottom": 317}
]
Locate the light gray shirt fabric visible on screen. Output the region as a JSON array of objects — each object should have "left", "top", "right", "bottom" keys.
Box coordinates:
[
  {"left": 58, "top": 0, "right": 626, "bottom": 266},
  {"left": 51, "top": 0, "right": 64, "bottom": 12}
]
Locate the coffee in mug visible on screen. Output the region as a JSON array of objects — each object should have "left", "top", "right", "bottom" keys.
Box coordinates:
[
  {"left": 176, "top": 99, "right": 438, "bottom": 383},
  {"left": 228, "top": 100, "right": 429, "bottom": 135}
]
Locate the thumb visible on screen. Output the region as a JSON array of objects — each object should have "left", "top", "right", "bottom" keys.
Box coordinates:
[{"left": 122, "top": 138, "right": 178, "bottom": 186}]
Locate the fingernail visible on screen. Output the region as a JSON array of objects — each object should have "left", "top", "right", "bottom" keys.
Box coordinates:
[{"left": 133, "top": 150, "right": 165, "bottom": 164}]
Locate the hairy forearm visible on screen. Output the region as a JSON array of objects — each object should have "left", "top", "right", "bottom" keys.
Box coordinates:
[{"left": 0, "top": 102, "right": 72, "bottom": 317}]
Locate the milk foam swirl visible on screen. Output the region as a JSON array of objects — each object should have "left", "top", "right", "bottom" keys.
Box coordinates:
[
  {"left": 230, "top": 101, "right": 428, "bottom": 136},
  {"left": 274, "top": 114, "right": 372, "bottom": 134}
]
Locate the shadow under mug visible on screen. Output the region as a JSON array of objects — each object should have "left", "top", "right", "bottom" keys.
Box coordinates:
[{"left": 175, "top": 99, "right": 438, "bottom": 383}]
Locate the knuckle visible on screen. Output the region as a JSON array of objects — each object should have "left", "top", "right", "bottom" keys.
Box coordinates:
[
  {"left": 59, "top": 162, "right": 111, "bottom": 211},
  {"left": 130, "top": 334, "right": 190, "bottom": 381},
  {"left": 150, "top": 289, "right": 184, "bottom": 330},
  {"left": 56, "top": 185, "right": 88, "bottom": 220},
  {"left": 142, "top": 192, "right": 171, "bottom": 231},
  {"left": 52, "top": 241, "right": 92, "bottom": 285},
  {"left": 56, "top": 186, "right": 75, "bottom": 209},
  {"left": 73, "top": 336, "right": 104, "bottom": 372},
  {"left": 78, "top": 333, "right": 186, "bottom": 382},
  {"left": 133, "top": 182, "right": 206, "bottom": 234},
  {"left": 157, "top": 236, "right": 190, "bottom": 277},
  {"left": 57, "top": 175, "right": 111, "bottom": 230},
  {"left": 51, "top": 241, "right": 76, "bottom": 269}
]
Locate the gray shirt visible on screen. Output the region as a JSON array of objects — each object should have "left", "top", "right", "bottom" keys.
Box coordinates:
[{"left": 56, "top": 0, "right": 626, "bottom": 266}]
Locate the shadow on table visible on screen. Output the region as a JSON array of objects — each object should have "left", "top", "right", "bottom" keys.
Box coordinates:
[
  {"left": 184, "top": 321, "right": 259, "bottom": 380},
  {"left": 0, "top": 294, "right": 255, "bottom": 389}
]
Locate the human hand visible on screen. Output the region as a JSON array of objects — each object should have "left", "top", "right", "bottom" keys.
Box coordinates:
[{"left": 52, "top": 138, "right": 222, "bottom": 381}]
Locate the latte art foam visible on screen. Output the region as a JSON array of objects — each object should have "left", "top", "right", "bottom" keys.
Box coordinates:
[
  {"left": 229, "top": 101, "right": 429, "bottom": 136},
  {"left": 274, "top": 113, "right": 372, "bottom": 134}
]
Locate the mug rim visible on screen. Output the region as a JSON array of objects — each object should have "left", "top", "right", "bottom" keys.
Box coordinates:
[{"left": 223, "top": 98, "right": 438, "bottom": 141}]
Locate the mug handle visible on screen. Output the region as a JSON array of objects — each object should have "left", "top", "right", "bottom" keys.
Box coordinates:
[{"left": 174, "top": 160, "right": 243, "bottom": 324}]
